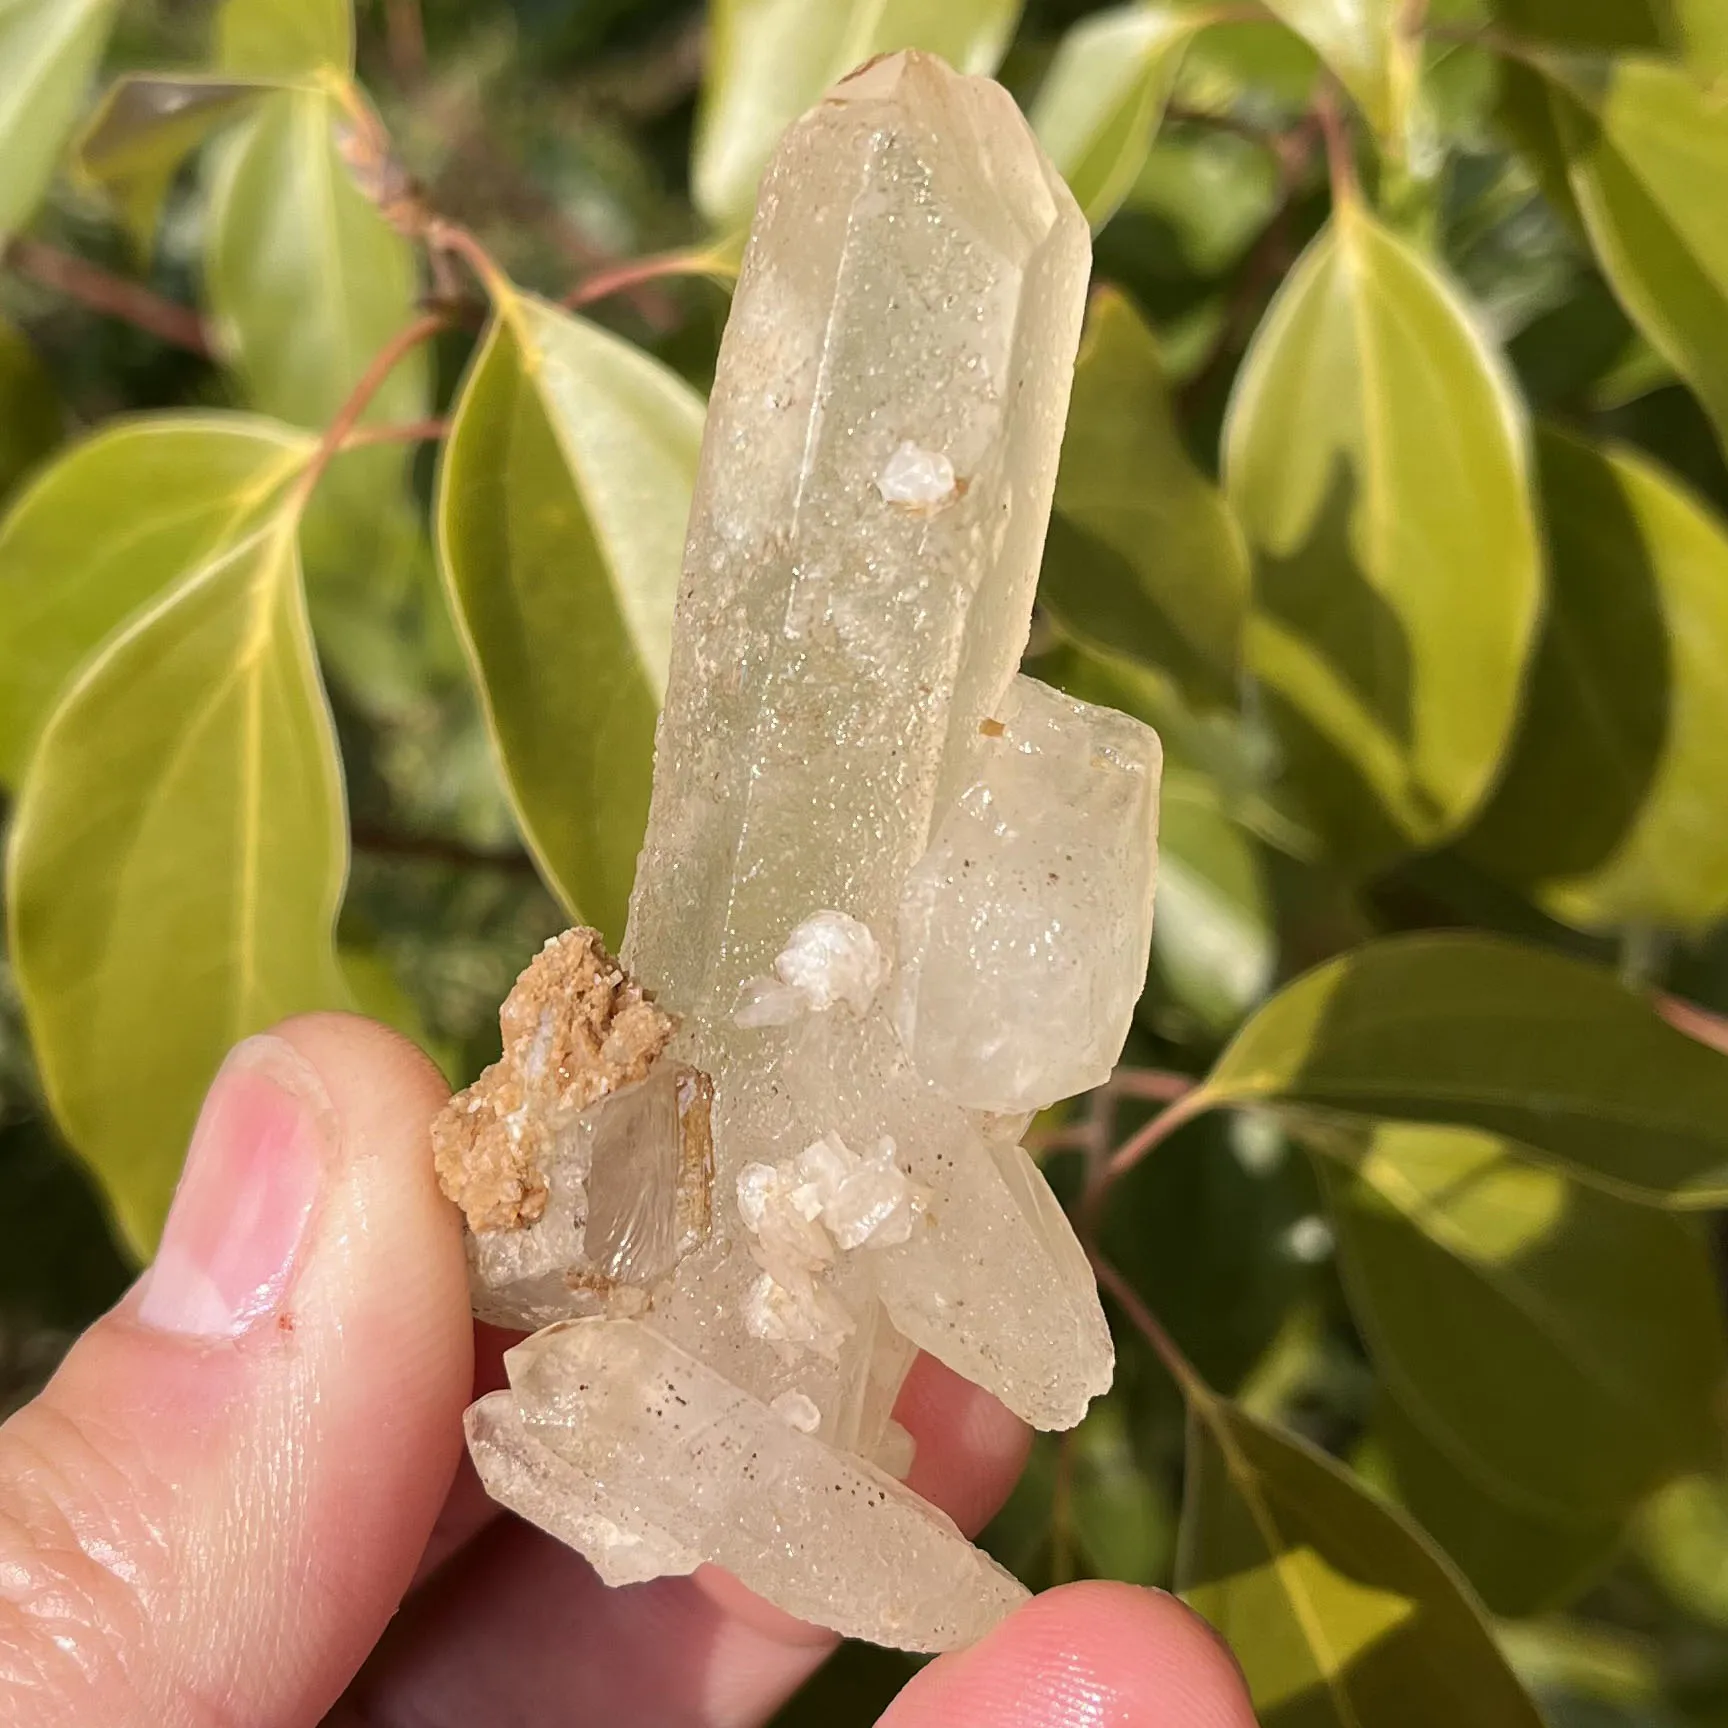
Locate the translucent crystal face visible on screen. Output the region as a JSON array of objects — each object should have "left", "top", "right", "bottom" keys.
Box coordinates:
[{"left": 435, "top": 49, "right": 1163, "bottom": 1652}]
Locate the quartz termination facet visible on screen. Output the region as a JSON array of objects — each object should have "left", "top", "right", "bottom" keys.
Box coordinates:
[{"left": 435, "top": 50, "right": 1162, "bottom": 1652}]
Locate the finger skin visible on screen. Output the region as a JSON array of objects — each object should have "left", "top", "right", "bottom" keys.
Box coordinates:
[
  {"left": 880, "top": 1582, "right": 1259, "bottom": 1728},
  {"left": 0, "top": 1015, "right": 471, "bottom": 1728},
  {"left": 337, "top": 1352, "right": 1032, "bottom": 1727}
]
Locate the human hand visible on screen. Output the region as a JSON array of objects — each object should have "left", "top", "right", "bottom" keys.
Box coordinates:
[{"left": 0, "top": 1014, "right": 1258, "bottom": 1726}]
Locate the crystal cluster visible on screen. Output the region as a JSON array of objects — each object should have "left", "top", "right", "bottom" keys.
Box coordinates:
[{"left": 433, "top": 50, "right": 1161, "bottom": 1651}]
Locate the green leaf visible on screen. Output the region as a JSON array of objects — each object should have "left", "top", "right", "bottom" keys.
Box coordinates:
[
  {"left": 1260, "top": 0, "right": 1398, "bottom": 135},
  {"left": 435, "top": 291, "right": 705, "bottom": 944},
  {"left": 1224, "top": 202, "right": 1542, "bottom": 871},
  {"left": 215, "top": 0, "right": 353, "bottom": 77},
  {"left": 205, "top": 86, "right": 424, "bottom": 436},
  {"left": 1489, "top": 0, "right": 1665, "bottom": 52},
  {"left": 0, "top": 317, "right": 58, "bottom": 502},
  {"left": 0, "top": 414, "right": 312, "bottom": 786},
  {"left": 1318, "top": 1122, "right": 1724, "bottom": 1522},
  {"left": 1465, "top": 426, "right": 1728, "bottom": 933},
  {"left": 693, "top": 0, "right": 1024, "bottom": 228},
  {"left": 1029, "top": 4, "right": 1210, "bottom": 228},
  {"left": 1042, "top": 287, "right": 1247, "bottom": 711},
  {"left": 1541, "top": 53, "right": 1728, "bottom": 453},
  {"left": 0, "top": 0, "right": 124, "bottom": 240},
  {"left": 1154, "top": 769, "right": 1275, "bottom": 1034},
  {"left": 7, "top": 505, "right": 350, "bottom": 1255},
  {"left": 1178, "top": 1396, "right": 1544, "bottom": 1726},
  {"left": 1366, "top": 1393, "right": 1623, "bottom": 1617},
  {"left": 1070, "top": 1399, "right": 1175, "bottom": 1585},
  {"left": 75, "top": 73, "right": 270, "bottom": 253},
  {"left": 1203, "top": 932, "right": 1728, "bottom": 1207},
  {"left": 1637, "top": 1472, "right": 1728, "bottom": 1628}
]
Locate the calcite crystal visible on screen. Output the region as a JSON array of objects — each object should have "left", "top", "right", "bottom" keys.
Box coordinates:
[{"left": 435, "top": 50, "right": 1162, "bottom": 1651}]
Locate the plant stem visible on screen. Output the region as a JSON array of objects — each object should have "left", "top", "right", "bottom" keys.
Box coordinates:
[
  {"left": 1110, "top": 1068, "right": 1201, "bottom": 1106},
  {"left": 2, "top": 238, "right": 212, "bottom": 358},
  {"left": 1102, "top": 1086, "right": 1214, "bottom": 1186},
  {"left": 1077, "top": 1085, "right": 1214, "bottom": 1239},
  {"left": 1090, "top": 1249, "right": 1207, "bottom": 1398},
  {"left": 295, "top": 311, "right": 449, "bottom": 504},
  {"left": 562, "top": 246, "right": 726, "bottom": 312},
  {"left": 340, "top": 416, "right": 449, "bottom": 451},
  {"left": 382, "top": 0, "right": 427, "bottom": 88},
  {"left": 1314, "top": 84, "right": 1361, "bottom": 207}
]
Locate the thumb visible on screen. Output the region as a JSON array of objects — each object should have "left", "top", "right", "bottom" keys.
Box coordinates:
[{"left": 0, "top": 1014, "right": 472, "bottom": 1728}]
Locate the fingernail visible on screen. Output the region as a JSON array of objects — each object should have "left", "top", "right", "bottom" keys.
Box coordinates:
[{"left": 137, "top": 1036, "right": 334, "bottom": 1338}]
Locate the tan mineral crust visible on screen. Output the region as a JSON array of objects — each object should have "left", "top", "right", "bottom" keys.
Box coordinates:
[{"left": 432, "top": 49, "right": 1162, "bottom": 1652}]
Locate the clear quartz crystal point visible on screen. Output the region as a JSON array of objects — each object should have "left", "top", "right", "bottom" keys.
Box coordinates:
[{"left": 440, "top": 49, "right": 1164, "bottom": 1652}]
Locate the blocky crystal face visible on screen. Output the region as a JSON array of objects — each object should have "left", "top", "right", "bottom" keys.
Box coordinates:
[
  {"left": 441, "top": 50, "right": 1163, "bottom": 1653},
  {"left": 895, "top": 675, "right": 1162, "bottom": 1112}
]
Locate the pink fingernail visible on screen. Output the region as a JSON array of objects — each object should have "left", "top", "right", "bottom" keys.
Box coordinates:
[{"left": 137, "top": 1036, "right": 334, "bottom": 1339}]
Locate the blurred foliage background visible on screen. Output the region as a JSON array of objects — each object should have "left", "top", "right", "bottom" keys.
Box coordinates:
[{"left": 6, "top": 0, "right": 1728, "bottom": 1722}]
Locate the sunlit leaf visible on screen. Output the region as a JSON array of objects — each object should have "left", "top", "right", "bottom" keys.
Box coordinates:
[
  {"left": 0, "top": 0, "right": 124, "bottom": 240},
  {"left": 204, "top": 83, "right": 426, "bottom": 612},
  {"left": 1318, "top": 1122, "right": 1724, "bottom": 1522},
  {"left": 215, "top": 0, "right": 353, "bottom": 77},
  {"left": 0, "top": 415, "right": 312, "bottom": 786},
  {"left": 1224, "top": 202, "right": 1542, "bottom": 870},
  {"left": 1203, "top": 932, "right": 1728, "bottom": 1207},
  {"left": 1540, "top": 52, "right": 1728, "bottom": 452},
  {"left": 436, "top": 290, "right": 705, "bottom": 943},
  {"left": 1042, "top": 287, "right": 1247, "bottom": 711},
  {"left": 1154, "top": 769, "right": 1275, "bottom": 1034},
  {"left": 205, "top": 86, "right": 423, "bottom": 436},
  {"left": 0, "top": 317, "right": 58, "bottom": 502},
  {"left": 1260, "top": 0, "right": 1398, "bottom": 135},
  {"left": 1637, "top": 1472, "right": 1728, "bottom": 1627},
  {"left": 1365, "top": 1393, "right": 1623, "bottom": 1617},
  {"left": 1030, "top": 4, "right": 1210, "bottom": 228},
  {"left": 76, "top": 73, "right": 271, "bottom": 253},
  {"left": 7, "top": 505, "right": 349, "bottom": 1255},
  {"left": 1179, "top": 1396, "right": 1544, "bottom": 1725},
  {"left": 1465, "top": 426, "right": 1728, "bottom": 932},
  {"left": 693, "top": 0, "right": 1024, "bottom": 227}
]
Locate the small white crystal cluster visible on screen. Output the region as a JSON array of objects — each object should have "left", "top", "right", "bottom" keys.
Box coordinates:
[
  {"left": 734, "top": 910, "right": 886, "bottom": 1027},
  {"left": 738, "top": 1129, "right": 927, "bottom": 1358},
  {"left": 448, "top": 52, "right": 1163, "bottom": 1655}
]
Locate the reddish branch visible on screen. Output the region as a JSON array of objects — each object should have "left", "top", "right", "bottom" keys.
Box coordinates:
[{"left": 2, "top": 237, "right": 212, "bottom": 358}]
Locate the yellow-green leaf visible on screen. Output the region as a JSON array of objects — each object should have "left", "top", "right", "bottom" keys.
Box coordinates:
[
  {"left": 1224, "top": 203, "right": 1541, "bottom": 870},
  {"left": 693, "top": 0, "right": 1024, "bottom": 228},
  {"left": 1543, "top": 53, "right": 1728, "bottom": 452},
  {"left": 1366, "top": 1393, "right": 1623, "bottom": 1617},
  {"left": 1318, "top": 1122, "right": 1725, "bottom": 1521},
  {"left": 205, "top": 86, "right": 423, "bottom": 436},
  {"left": 0, "top": 414, "right": 312, "bottom": 785},
  {"left": 216, "top": 0, "right": 353, "bottom": 77},
  {"left": 1029, "top": 4, "right": 1210, "bottom": 227},
  {"left": 1042, "top": 287, "right": 1247, "bottom": 710},
  {"left": 1637, "top": 1472, "right": 1728, "bottom": 1627},
  {"left": 7, "top": 507, "right": 349, "bottom": 1255},
  {"left": 0, "top": 0, "right": 124, "bottom": 240},
  {"left": 1202, "top": 932, "right": 1728, "bottom": 1207},
  {"left": 1465, "top": 426, "right": 1728, "bottom": 933},
  {"left": 1179, "top": 1396, "right": 1544, "bottom": 1725},
  {"left": 435, "top": 291, "right": 705, "bottom": 944},
  {"left": 204, "top": 83, "right": 425, "bottom": 608},
  {"left": 1260, "top": 0, "right": 1398, "bottom": 134},
  {"left": 0, "top": 317, "right": 58, "bottom": 502},
  {"left": 75, "top": 73, "right": 270, "bottom": 253}
]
